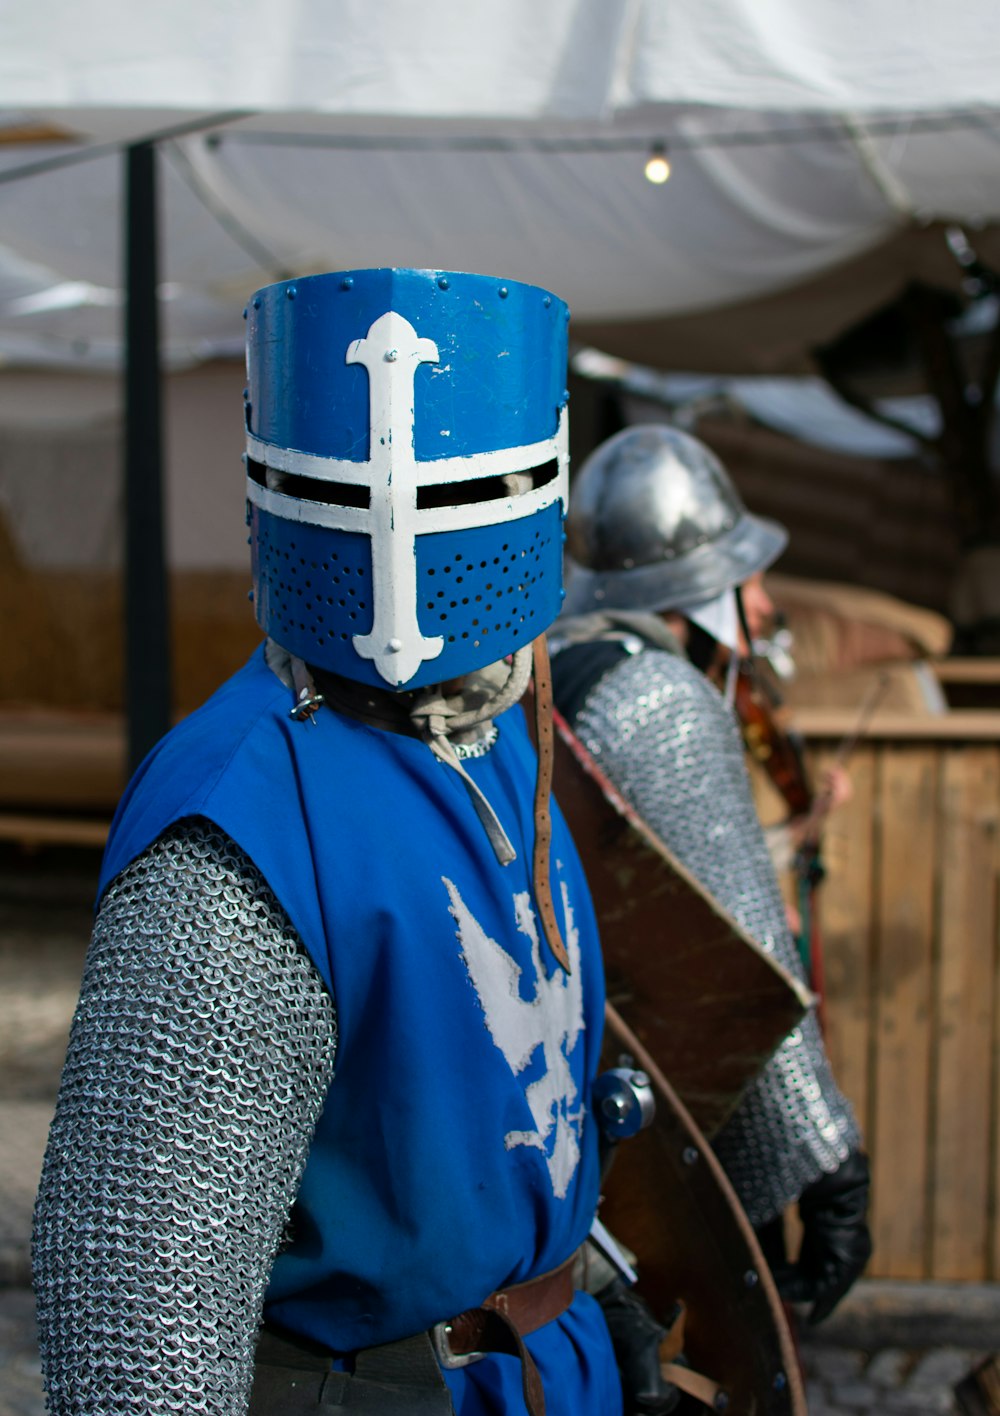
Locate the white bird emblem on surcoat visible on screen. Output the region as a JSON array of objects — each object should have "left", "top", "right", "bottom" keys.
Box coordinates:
[{"left": 443, "top": 875, "right": 586, "bottom": 1199}]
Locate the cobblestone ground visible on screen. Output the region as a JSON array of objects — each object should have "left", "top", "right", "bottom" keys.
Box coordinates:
[
  {"left": 0, "top": 847, "right": 95, "bottom": 1416},
  {"left": 0, "top": 847, "right": 94, "bottom": 1288},
  {"left": 0, "top": 866, "right": 92, "bottom": 1103},
  {"left": 799, "top": 1336, "right": 986, "bottom": 1414},
  {"left": 0, "top": 1290, "right": 45, "bottom": 1416}
]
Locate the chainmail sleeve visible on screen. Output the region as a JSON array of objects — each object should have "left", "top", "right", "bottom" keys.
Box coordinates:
[
  {"left": 32, "top": 817, "right": 338, "bottom": 1416},
  {"left": 572, "top": 648, "right": 860, "bottom": 1227}
]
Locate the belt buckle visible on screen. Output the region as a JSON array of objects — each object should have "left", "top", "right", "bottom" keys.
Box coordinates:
[{"left": 430, "top": 1321, "right": 485, "bottom": 1369}]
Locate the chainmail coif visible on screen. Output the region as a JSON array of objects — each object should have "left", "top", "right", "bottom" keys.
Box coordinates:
[
  {"left": 32, "top": 818, "right": 338, "bottom": 1415},
  {"left": 571, "top": 645, "right": 860, "bottom": 1226}
]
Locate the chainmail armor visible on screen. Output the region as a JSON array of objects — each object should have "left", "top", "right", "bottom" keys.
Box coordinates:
[
  {"left": 32, "top": 817, "right": 338, "bottom": 1415},
  {"left": 572, "top": 647, "right": 860, "bottom": 1226}
]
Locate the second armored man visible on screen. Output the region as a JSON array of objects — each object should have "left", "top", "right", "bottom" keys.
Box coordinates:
[{"left": 551, "top": 424, "right": 873, "bottom": 1325}]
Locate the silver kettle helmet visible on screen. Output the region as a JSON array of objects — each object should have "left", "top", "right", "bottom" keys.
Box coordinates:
[{"left": 562, "top": 424, "right": 787, "bottom": 618}]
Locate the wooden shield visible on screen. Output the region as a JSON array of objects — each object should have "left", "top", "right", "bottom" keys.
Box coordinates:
[
  {"left": 552, "top": 711, "right": 810, "bottom": 1136},
  {"left": 601, "top": 1004, "right": 807, "bottom": 1416}
]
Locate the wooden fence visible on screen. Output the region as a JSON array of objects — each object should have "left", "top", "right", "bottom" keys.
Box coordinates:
[{"left": 796, "top": 706, "right": 1000, "bottom": 1281}]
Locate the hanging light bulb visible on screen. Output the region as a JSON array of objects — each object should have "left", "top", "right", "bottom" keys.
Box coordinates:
[{"left": 644, "top": 142, "right": 671, "bottom": 184}]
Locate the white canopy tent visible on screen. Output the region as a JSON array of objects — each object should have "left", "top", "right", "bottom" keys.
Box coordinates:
[{"left": 1, "top": 0, "right": 1000, "bottom": 369}]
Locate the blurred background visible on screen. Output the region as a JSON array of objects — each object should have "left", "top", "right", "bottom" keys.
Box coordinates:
[{"left": 2, "top": 4, "right": 1000, "bottom": 1410}]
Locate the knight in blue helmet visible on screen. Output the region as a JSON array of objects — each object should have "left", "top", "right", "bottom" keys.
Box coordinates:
[{"left": 32, "top": 271, "right": 626, "bottom": 1416}]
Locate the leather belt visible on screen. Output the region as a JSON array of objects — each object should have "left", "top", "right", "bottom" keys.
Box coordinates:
[{"left": 434, "top": 1252, "right": 577, "bottom": 1365}]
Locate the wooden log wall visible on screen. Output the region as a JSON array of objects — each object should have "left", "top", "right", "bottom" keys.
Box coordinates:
[{"left": 797, "top": 710, "right": 1000, "bottom": 1281}]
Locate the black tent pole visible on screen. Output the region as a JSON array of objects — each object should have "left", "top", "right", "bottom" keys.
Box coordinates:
[{"left": 123, "top": 141, "right": 172, "bottom": 774}]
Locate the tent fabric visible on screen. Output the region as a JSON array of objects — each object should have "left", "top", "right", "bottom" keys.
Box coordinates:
[
  {"left": 572, "top": 221, "right": 1000, "bottom": 374},
  {"left": 3, "top": 1, "right": 1000, "bottom": 119},
  {"left": 0, "top": 3, "right": 999, "bottom": 369}
]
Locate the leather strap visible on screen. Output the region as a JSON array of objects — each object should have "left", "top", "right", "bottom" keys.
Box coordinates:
[
  {"left": 440, "top": 1257, "right": 576, "bottom": 1416},
  {"left": 660, "top": 1300, "right": 687, "bottom": 1364},
  {"left": 622, "top": 1298, "right": 727, "bottom": 1411},
  {"left": 531, "top": 635, "right": 571, "bottom": 973},
  {"left": 445, "top": 1252, "right": 576, "bottom": 1354},
  {"left": 451, "top": 1308, "right": 546, "bottom": 1416},
  {"left": 662, "top": 1360, "right": 725, "bottom": 1408}
]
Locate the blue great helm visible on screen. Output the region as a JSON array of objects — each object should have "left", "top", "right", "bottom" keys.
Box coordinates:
[{"left": 245, "top": 268, "right": 570, "bottom": 690}]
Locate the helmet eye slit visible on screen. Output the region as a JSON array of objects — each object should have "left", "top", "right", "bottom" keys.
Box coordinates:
[
  {"left": 262, "top": 464, "right": 371, "bottom": 510},
  {"left": 527, "top": 458, "right": 560, "bottom": 492},
  {"left": 416, "top": 458, "right": 560, "bottom": 511},
  {"left": 417, "top": 473, "right": 510, "bottom": 511}
]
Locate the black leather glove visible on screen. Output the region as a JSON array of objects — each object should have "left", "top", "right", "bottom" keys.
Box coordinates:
[
  {"left": 773, "top": 1149, "right": 873, "bottom": 1325},
  {"left": 594, "top": 1276, "right": 682, "bottom": 1415}
]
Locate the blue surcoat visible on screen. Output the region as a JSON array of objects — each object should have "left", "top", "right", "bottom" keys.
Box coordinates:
[{"left": 100, "top": 647, "right": 620, "bottom": 1415}]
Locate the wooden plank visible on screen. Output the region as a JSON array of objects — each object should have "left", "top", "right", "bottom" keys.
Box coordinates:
[
  {"left": 795, "top": 709, "right": 1000, "bottom": 742},
  {"left": 932, "top": 747, "right": 1000, "bottom": 1280},
  {"left": 932, "top": 659, "right": 1000, "bottom": 686},
  {"left": 0, "top": 714, "right": 126, "bottom": 810},
  {"left": 806, "top": 744, "right": 876, "bottom": 1135},
  {"left": 869, "top": 745, "right": 938, "bottom": 1278},
  {"left": 0, "top": 812, "right": 110, "bottom": 848}
]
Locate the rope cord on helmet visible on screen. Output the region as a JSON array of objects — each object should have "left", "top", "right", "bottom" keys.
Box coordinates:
[
  {"left": 414, "top": 728, "right": 518, "bottom": 867},
  {"left": 407, "top": 647, "right": 534, "bottom": 869},
  {"left": 423, "top": 646, "right": 534, "bottom": 735}
]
